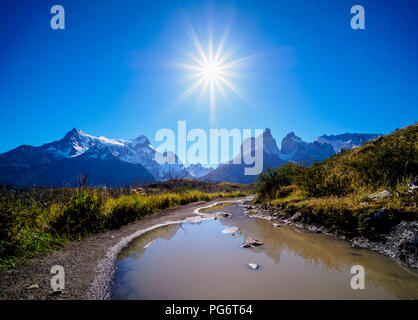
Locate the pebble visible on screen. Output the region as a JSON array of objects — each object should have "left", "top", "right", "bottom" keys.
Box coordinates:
[
  {"left": 247, "top": 263, "right": 259, "bottom": 270},
  {"left": 26, "top": 284, "right": 39, "bottom": 290}
]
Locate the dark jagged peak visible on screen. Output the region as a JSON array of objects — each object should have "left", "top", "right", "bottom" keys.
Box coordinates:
[
  {"left": 264, "top": 127, "right": 272, "bottom": 136},
  {"left": 283, "top": 131, "right": 303, "bottom": 142},
  {"left": 240, "top": 127, "right": 280, "bottom": 156},
  {"left": 279, "top": 131, "right": 335, "bottom": 163},
  {"left": 281, "top": 131, "right": 306, "bottom": 155},
  {"left": 262, "top": 128, "right": 280, "bottom": 155}
]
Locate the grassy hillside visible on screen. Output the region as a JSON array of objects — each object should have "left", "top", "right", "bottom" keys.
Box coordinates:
[
  {"left": 256, "top": 123, "right": 417, "bottom": 237},
  {"left": 0, "top": 184, "right": 247, "bottom": 271}
]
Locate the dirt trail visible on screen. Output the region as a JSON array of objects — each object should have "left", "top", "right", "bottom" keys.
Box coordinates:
[{"left": 0, "top": 197, "right": 249, "bottom": 300}]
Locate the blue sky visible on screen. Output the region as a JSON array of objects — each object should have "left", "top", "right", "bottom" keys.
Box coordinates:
[{"left": 1, "top": 0, "right": 417, "bottom": 157}]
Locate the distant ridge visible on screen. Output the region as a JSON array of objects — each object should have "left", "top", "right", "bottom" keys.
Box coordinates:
[{"left": 0, "top": 128, "right": 380, "bottom": 186}]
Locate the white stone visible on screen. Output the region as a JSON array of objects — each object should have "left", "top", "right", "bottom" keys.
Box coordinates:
[
  {"left": 222, "top": 227, "right": 239, "bottom": 234},
  {"left": 247, "top": 263, "right": 259, "bottom": 270}
]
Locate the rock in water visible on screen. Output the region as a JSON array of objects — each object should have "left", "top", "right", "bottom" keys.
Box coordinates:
[
  {"left": 215, "top": 212, "right": 231, "bottom": 219},
  {"left": 222, "top": 227, "right": 239, "bottom": 234},
  {"left": 247, "top": 263, "right": 259, "bottom": 270},
  {"left": 273, "top": 223, "right": 281, "bottom": 228},
  {"left": 243, "top": 237, "right": 263, "bottom": 247}
]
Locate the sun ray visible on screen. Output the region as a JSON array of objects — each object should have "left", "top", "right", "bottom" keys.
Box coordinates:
[
  {"left": 214, "top": 30, "right": 229, "bottom": 63},
  {"left": 173, "top": 62, "right": 205, "bottom": 72},
  {"left": 189, "top": 29, "right": 209, "bottom": 66},
  {"left": 218, "top": 75, "right": 249, "bottom": 102},
  {"left": 215, "top": 78, "right": 226, "bottom": 97},
  {"left": 199, "top": 78, "right": 210, "bottom": 101},
  {"left": 219, "top": 54, "right": 255, "bottom": 70},
  {"left": 172, "top": 76, "right": 207, "bottom": 106},
  {"left": 210, "top": 78, "right": 215, "bottom": 123},
  {"left": 208, "top": 31, "right": 213, "bottom": 63},
  {"left": 185, "top": 52, "right": 206, "bottom": 68}
]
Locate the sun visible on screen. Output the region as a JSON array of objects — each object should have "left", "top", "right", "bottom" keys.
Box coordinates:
[
  {"left": 172, "top": 25, "right": 253, "bottom": 123},
  {"left": 202, "top": 61, "right": 221, "bottom": 81}
]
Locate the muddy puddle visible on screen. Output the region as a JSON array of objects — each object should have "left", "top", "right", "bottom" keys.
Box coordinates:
[{"left": 111, "top": 202, "right": 418, "bottom": 299}]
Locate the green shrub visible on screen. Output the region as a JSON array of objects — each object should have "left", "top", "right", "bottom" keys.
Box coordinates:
[{"left": 256, "top": 163, "right": 298, "bottom": 200}]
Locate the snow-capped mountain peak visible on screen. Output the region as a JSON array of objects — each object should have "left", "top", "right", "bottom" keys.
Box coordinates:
[
  {"left": 316, "top": 133, "right": 382, "bottom": 153},
  {"left": 186, "top": 163, "right": 214, "bottom": 178},
  {"left": 44, "top": 128, "right": 188, "bottom": 180},
  {"left": 131, "top": 134, "right": 151, "bottom": 145}
]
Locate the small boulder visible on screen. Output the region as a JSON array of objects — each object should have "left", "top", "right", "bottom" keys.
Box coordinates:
[
  {"left": 307, "top": 226, "right": 322, "bottom": 233},
  {"left": 244, "top": 237, "right": 263, "bottom": 246},
  {"left": 273, "top": 223, "right": 281, "bottom": 228},
  {"left": 290, "top": 212, "right": 302, "bottom": 222},
  {"left": 215, "top": 212, "right": 231, "bottom": 219},
  {"left": 367, "top": 207, "right": 389, "bottom": 222}
]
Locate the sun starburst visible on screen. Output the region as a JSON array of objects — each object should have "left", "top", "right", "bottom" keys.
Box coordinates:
[{"left": 173, "top": 26, "right": 253, "bottom": 123}]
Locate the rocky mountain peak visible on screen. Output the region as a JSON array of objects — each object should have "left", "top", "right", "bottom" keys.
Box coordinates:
[
  {"left": 281, "top": 132, "right": 305, "bottom": 155},
  {"left": 63, "top": 128, "right": 83, "bottom": 140},
  {"left": 264, "top": 128, "right": 272, "bottom": 136},
  {"left": 132, "top": 134, "right": 151, "bottom": 146}
]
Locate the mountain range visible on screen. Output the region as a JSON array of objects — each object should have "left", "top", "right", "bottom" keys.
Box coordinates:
[
  {"left": 0, "top": 128, "right": 381, "bottom": 186},
  {"left": 0, "top": 128, "right": 188, "bottom": 187},
  {"left": 200, "top": 129, "right": 381, "bottom": 183}
]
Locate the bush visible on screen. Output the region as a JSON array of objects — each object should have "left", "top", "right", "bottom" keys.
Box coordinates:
[
  {"left": 256, "top": 163, "right": 298, "bottom": 200},
  {"left": 49, "top": 189, "right": 106, "bottom": 235},
  {"left": 293, "top": 161, "right": 354, "bottom": 197}
]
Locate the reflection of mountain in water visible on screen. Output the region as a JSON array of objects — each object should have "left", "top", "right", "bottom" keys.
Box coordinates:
[
  {"left": 227, "top": 216, "right": 418, "bottom": 300},
  {"left": 118, "top": 224, "right": 181, "bottom": 261}
]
